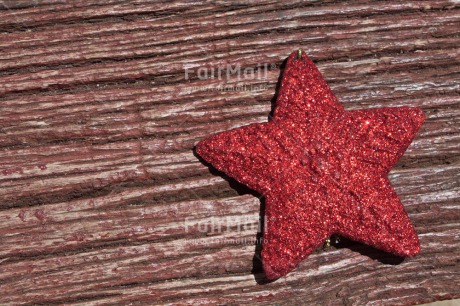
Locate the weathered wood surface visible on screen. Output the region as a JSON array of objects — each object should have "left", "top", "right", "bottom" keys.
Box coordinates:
[{"left": 0, "top": 0, "right": 459, "bottom": 305}]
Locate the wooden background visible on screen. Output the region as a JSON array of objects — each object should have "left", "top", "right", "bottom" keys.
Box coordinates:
[{"left": 0, "top": 0, "right": 459, "bottom": 305}]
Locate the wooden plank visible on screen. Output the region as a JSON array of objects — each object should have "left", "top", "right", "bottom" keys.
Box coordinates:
[{"left": 0, "top": 0, "right": 459, "bottom": 305}]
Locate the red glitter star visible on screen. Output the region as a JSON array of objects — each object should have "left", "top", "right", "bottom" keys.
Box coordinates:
[{"left": 196, "top": 50, "right": 424, "bottom": 279}]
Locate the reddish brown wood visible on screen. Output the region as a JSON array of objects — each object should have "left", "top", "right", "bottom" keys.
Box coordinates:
[{"left": 0, "top": 1, "right": 459, "bottom": 305}]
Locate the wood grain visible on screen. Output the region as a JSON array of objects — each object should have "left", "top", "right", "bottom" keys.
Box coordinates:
[{"left": 0, "top": 0, "right": 459, "bottom": 305}]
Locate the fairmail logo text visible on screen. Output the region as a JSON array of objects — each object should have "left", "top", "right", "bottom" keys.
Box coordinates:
[{"left": 184, "top": 63, "right": 273, "bottom": 81}]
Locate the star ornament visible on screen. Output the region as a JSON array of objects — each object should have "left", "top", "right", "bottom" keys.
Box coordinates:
[{"left": 196, "top": 50, "right": 424, "bottom": 280}]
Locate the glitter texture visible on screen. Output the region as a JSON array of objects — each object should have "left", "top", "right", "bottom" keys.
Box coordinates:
[{"left": 196, "top": 50, "right": 424, "bottom": 280}]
